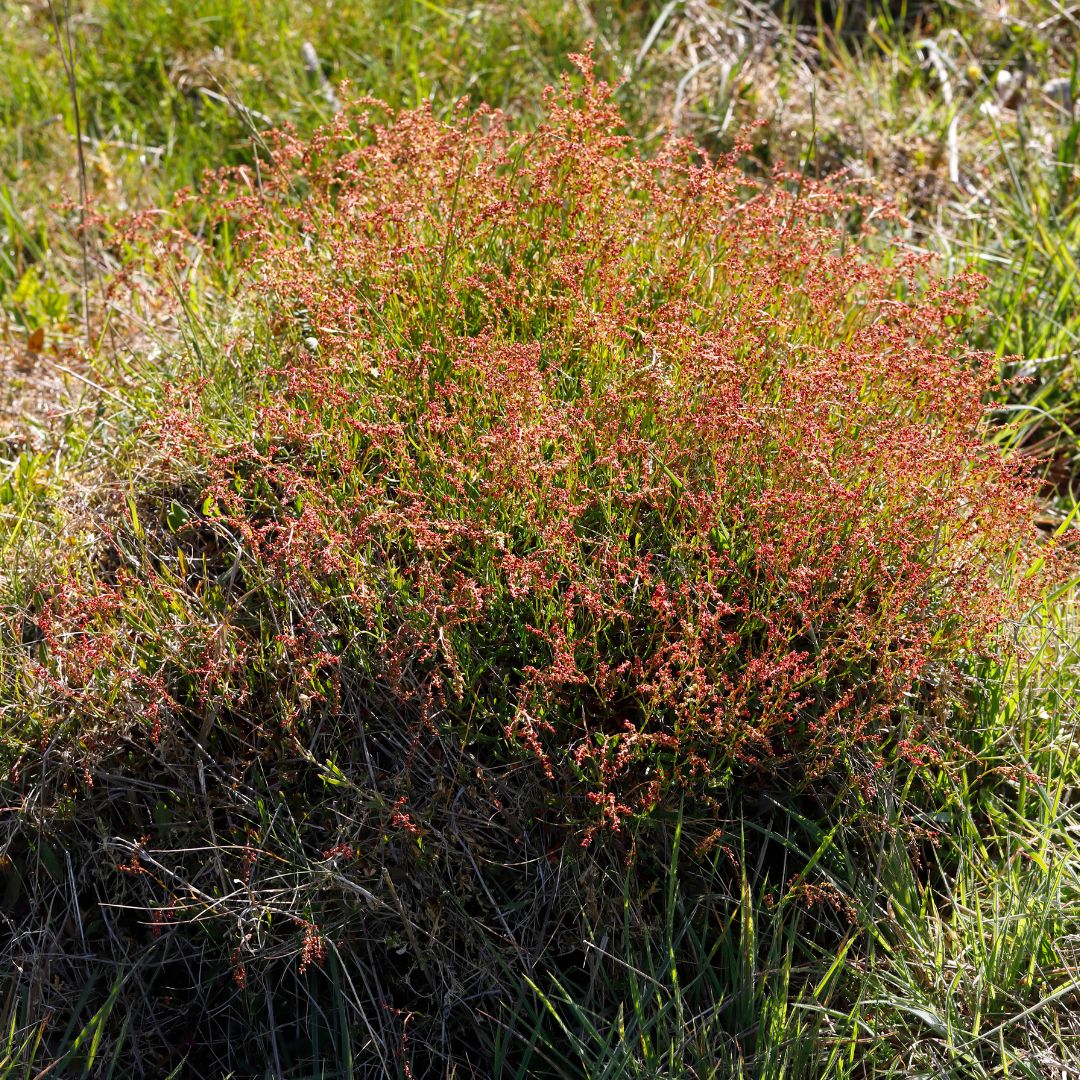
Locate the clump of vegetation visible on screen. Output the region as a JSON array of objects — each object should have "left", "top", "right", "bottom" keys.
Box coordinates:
[
  {"left": 41, "top": 50, "right": 1051, "bottom": 817},
  {"left": 2, "top": 48, "right": 1067, "bottom": 1077}
]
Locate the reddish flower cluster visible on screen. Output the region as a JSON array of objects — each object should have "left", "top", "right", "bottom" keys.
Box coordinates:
[
  {"left": 297, "top": 919, "right": 329, "bottom": 974},
  {"left": 34, "top": 48, "right": 1056, "bottom": 836},
  {"left": 388, "top": 797, "right": 422, "bottom": 837}
]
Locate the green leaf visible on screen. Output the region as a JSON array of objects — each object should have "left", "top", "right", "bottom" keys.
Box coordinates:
[{"left": 166, "top": 500, "right": 190, "bottom": 532}]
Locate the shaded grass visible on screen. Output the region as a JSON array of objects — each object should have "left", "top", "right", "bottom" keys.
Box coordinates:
[{"left": 505, "top": 586, "right": 1080, "bottom": 1078}]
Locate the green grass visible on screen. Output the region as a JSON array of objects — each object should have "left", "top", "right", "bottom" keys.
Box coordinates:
[
  {"left": 2, "top": 1, "right": 1080, "bottom": 1078},
  {"left": 0, "top": 0, "right": 649, "bottom": 206},
  {"left": 498, "top": 588, "right": 1080, "bottom": 1078}
]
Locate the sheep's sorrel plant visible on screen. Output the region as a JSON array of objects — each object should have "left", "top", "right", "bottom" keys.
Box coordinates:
[{"left": 31, "top": 49, "right": 1053, "bottom": 838}]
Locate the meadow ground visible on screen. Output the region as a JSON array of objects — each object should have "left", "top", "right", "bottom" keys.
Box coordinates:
[{"left": 1, "top": 1, "right": 1080, "bottom": 1077}]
